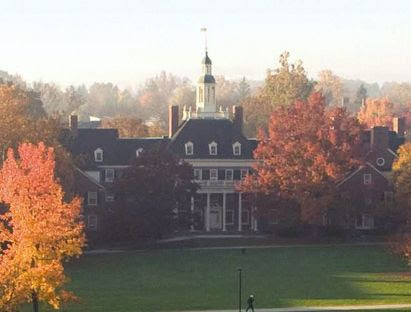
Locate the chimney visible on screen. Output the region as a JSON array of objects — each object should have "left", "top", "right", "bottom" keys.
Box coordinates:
[
  {"left": 69, "top": 115, "right": 78, "bottom": 132},
  {"left": 169, "top": 105, "right": 179, "bottom": 137},
  {"left": 393, "top": 117, "right": 406, "bottom": 137},
  {"left": 370, "top": 126, "right": 389, "bottom": 150},
  {"left": 233, "top": 106, "right": 243, "bottom": 132}
]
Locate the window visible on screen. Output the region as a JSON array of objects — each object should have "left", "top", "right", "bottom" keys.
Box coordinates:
[
  {"left": 105, "top": 168, "right": 115, "bottom": 183},
  {"left": 226, "top": 210, "right": 234, "bottom": 225},
  {"left": 209, "top": 142, "right": 217, "bottom": 155},
  {"left": 87, "top": 191, "right": 98, "bottom": 206},
  {"left": 241, "top": 210, "right": 250, "bottom": 225},
  {"left": 363, "top": 173, "right": 372, "bottom": 185},
  {"left": 87, "top": 215, "right": 98, "bottom": 231},
  {"left": 210, "top": 169, "right": 218, "bottom": 180},
  {"left": 376, "top": 157, "right": 385, "bottom": 167},
  {"left": 233, "top": 142, "right": 241, "bottom": 156},
  {"left": 136, "top": 148, "right": 144, "bottom": 157},
  {"left": 384, "top": 191, "right": 394, "bottom": 204},
  {"left": 356, "top": 214, "right": 374, "bottom": 229},
  {"left": 225, "top": 169, "right": 233, "bottom": 181},
  {"left": 105, "top": 193, "right": 114, "bottom": 202},
  {"left": 194, "top": 168, "right": 202, "bottom": 180},
  {"left": 240, "top": 169, "right": 248, "bottom": 180},
  {"left": 94, "top": 148, "right": 103, "bottom": 162},
  {"left": 185, "top": 142, "right": 193, "bottom": 155},
  {"left": 322, "top": 213, "right": 331, "bottom": 226},
  {"left": 269, "top": 209, "right": 279, "bottom": 225}
]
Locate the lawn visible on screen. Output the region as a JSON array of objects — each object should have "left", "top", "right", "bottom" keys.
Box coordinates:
[{"left": 42, "top": 245, "right": 411, "bottom": 311}]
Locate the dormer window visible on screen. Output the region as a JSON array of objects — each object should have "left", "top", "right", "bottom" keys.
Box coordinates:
[
  {"left": 136, "top": 148, "right": 144, "bottom": 157},
  {"left": 185, "top": 141, "right": 194, "bottom": 155},
  {"left": 209, "top": 141, "right": 217, "bottom": 155},
  {"left": 233, "top": 142, "right": 241, "bottom": 156},
  {"left": 94, "top": 148, "right": 103, "bottom": 162}
]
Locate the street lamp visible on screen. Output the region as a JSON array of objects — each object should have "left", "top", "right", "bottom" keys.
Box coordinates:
[{"left": 238, "top": 268, "right": 242, "bottom": 312}]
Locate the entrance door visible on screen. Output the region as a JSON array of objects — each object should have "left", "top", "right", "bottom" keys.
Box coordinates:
[{"left": 210, "top": 207, "right": 222, "bottom": 230}]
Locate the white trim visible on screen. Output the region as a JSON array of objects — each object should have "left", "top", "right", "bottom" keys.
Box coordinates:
[
  {"left": 105, "top": 168, "right": 115, "bottom": 183},
  {"left": 355, "top": 214, "right": 374, "bottom": 230},
  {"left": 94, "top": 148, "right": 103, "bottom": 162},
  {"left": 233, "top": 142, "right": 241, "bottom": 156},
  {"left": 337, "top": 162, "right": 388, "bottom": 187},
  {"left": 194, "top": 168, "right": 202, "bottom": 180},
  {"left": 209, "top": 141, "right": 218, "bottom": 155},
  {"left": 225, "top": 169, "right": 233, "bottom": 181},
  {"left": 366, "top": 161, "right": 389, "bottom": 179},
  {"left": 363, "top": 173, "right": 372, "bottom": 185},
  {"left": 376, "top": 157, "right": 385, "bottom": 167},
  {"left": 185, "top": 159, "right": 255, "bottom": 167},
  {"left": 105, "top": 192, "right": 114, "bottom": 202},
  {"left": 97, "top": 165, "right": 129, "bottom": 169},
  {"left": 387, "top": 148, "right": 398, "bottom": 158},
  {"left": 75, "top": 168, "right": 105, "bottom": 189},
  {"left": 185, "top": 141, "right": 194, "bottom": 155},
  {"left": 136, "top": 148, "right": 144, "bottom": 157},
  {"left": 209, "top": 169, "right": 218, "bottom": 181},
  {"left": 87, "top": 191, "right": 98, "bottom": 206}
]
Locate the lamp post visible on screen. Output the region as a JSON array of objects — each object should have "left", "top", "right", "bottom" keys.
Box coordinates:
[{"left": 238, "top": 268, "right": 242, "bottom": 312}]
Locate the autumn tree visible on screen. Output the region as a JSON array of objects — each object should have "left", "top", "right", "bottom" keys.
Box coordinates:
[
  {"left": 357, "top": 97, "right": 395, "bottom": 129},
  {"left": 0, "top": 84, "right": 76, "bottom": 197},
  {"left": 0, "top": 142, "right": 84, "bottom": 312},
  {"left": 243, "top": 51, "right": 314, "bottom": 136},
  {"left": 110, "top": 148, "right": 198, "bottom": 240},
  {"left": 241, "top": 92, "right": 363, "bottom": 224},
  {"left": 101, "top": 116, "right": 149, "bottom": 137},
  {"left": 391, "top": 143, "right": 411, "bottom": 262},
  {"left": 315, "top": 70, "right": 343, "bottom": 106}
]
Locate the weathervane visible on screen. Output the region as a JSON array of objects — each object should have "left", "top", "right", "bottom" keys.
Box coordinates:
[{"left": 201, "top": 27, "right": 207, "bottom": 52}]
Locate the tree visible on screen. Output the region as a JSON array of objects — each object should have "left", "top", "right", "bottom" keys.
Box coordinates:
[
  {"left": 392, "top": 143, "right": 411, "bottom": 263},
  {"left": 243, "top": 52, "right": 314, "bottom": 136},
  {"left": 0, "top": 142, "right": 84, "bottom": 312},
  {"left": 241, "top": 92, "right": 363, "bottom": 224},
  {"left": 111, "top": 148, "right": 198, "bottom": 240},
  {"left": 237, "top": 77, "right": 251, "bottom": 102},
  {"left": 357, "top": 97, "right": 394, "bottom": 129},
  {"left": 355, "top": 84, "right": 368, "bottom": 109},
  {"left": 315, "top": 70, "right": 343, "bottom": 106},
  {"left": 101, "top": 116, "right": 149, "bottom": 137}
]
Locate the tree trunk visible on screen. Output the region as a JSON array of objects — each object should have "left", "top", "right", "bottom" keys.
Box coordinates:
[{"left": 32, "top": 291, "right": 39, "bottom": 312}]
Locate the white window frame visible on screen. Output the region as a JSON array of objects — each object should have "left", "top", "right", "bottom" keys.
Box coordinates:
[
  {"left": 225, "top": 169, "right": 233, "bottom": 181},
  {"left": 87, "top": 191, "right": 98, "bottom": 206},
  {"left": 105, "top": 168, "right": 115, "bottom": 183},
  {"left": 233, "top": 142, "right": 241, "bottom": 156},
  {"left": 185, "top": 141, "right": 194, "bottom": 155},
  {"left": 136, "top": 148, "right": 144, "bottom": 157},
  {"left": 105, "top": 192, "right": 114, "bottom": 202},
  {"left": 226, "top": 209, "right": 234, "bottom": 225},
  {"left": 94, "top": 148, "right": 103, "bottom": 162},
  {"left": 241, "top": 210, "right": 250, "bottom": 225},
  {"left": 363, "top": 173, "right": 372, "bottom": 185},
  {"left": 87, "top": 214, "right": 98, "bottom": 231},
  {"left": 376, "top": 157, "right": 385, "bottom": 167},
  {"left": 209, "top": 141, "right": 218, "bottom": 155},
  {"left": 240, "top": 169, "right": 248, "bottom": 180},
  {"left": 194, "top": 168, "right": 202, "bottom": 181},
  {"left": 209, "top": 169, "right": 218, "bottom": 181}
]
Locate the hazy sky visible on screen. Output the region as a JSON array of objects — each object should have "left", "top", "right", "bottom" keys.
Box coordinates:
[{"left": 1, "top": 0, "right": 411, "bottom": 87}]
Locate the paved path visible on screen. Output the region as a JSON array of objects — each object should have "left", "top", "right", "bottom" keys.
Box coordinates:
[{"left": 179, "top": 304, "right": 411, "bottom": 311}]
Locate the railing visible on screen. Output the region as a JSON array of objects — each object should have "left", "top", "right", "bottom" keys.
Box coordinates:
[{"left": 195, "top": 180, "right": 240, "bottom": 189}]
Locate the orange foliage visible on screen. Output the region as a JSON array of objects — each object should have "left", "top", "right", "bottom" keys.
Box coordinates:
[
  {"left": 357, "top": 97, "right": 394, "bottom": 129},
  {"left": 0, "top": 142, "right": 84, "bottom": 311},
  {"left": 241, "top": 92, "right": 363, "bottom": 223}
]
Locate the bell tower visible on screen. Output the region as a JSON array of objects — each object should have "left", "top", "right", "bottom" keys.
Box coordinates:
[{"left": 196, "top": 51, "right": 216, "bottom": 113}]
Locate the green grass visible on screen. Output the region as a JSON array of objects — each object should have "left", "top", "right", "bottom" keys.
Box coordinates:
[{"left": 42, "top": 245, "right": 411, "bottom": 311}]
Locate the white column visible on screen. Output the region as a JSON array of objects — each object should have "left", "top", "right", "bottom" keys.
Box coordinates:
[
  {"left": 206, "top": 193, "right": 210, "bottom": 232},
  {"left": 190, "top": 196, "right": 194, "bottom": 232},
  {"left": 238, "top": 192, "right": 242, "bottom": 232},
  {"left": 253, "top": 206, "right": 258, "bottom": 232},
  {"left": 222, "top": 192, "right": 227, "bottom": 232}
]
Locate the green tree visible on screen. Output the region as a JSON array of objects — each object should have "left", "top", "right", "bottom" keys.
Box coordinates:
[{"left": 243, "top": 52, "right": 314, "bottom": 136}]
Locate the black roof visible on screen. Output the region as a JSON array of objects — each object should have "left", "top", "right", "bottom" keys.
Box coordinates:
[
  {"left": 361, "top": 129, "right": 405, "bottom": 152},
  {"left": 202, "top": 52, "right": 212, "bottom": 65},
  {"left": 167, "top": 118, "right": 256, "bottom": 159},
  {"left": 198, "top": 74, "right": 216, "bottom": 84}
]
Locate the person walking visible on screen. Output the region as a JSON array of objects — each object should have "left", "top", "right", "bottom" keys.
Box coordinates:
[{"left": 246, "top": 294, "right": 255, "bottom": 312}]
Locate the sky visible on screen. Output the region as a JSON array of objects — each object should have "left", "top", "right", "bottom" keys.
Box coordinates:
[{"left": 1, "top": 0, "right": 411, "bottom": 88}]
